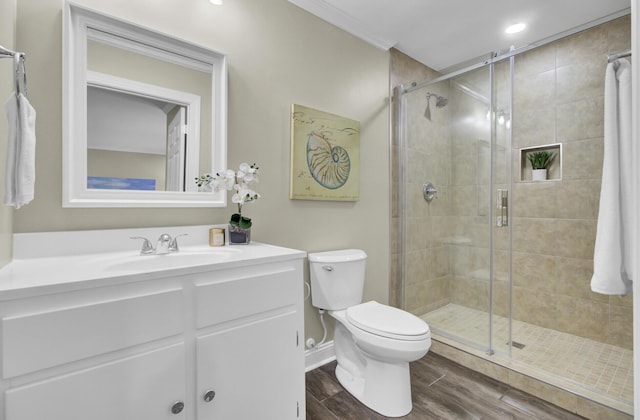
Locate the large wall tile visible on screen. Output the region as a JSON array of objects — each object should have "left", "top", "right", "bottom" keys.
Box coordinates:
[
  {"left": 514, "top": 43, "right": 556, "bottom": 76},
  {"left": 556, "top": 61, "right": 606, "bottom": 104},
  {"left": 512, "top": 182, "right": 557, "bottom": 218},
  {"left": 562, "top": 138, "right": 604, "bottom": 181},
  {"left": 556, "top": 96, "right": 604, "bottom": 142},
  {"left": 514, "top": 69, "right": 556, "bottom": 110},
  {"left": 512, "top": 217, "right": 557, "bottom": 255},
  {"left": 554, "top": 295, "right": 607, "bottom": 340},
  {"left": 512, "top": 252, "right": 557, "bottom": 291},
  {"left": 606, "top": 15, "right": 632, "bottom": 54},
  {"left": 555, "top": 180, "right": 600, "bottom": 219},
  {"left": 555, "top": 25, "right": 608, "bottom": 68},
  {"left": 555, "top": 219, "right": 596, "bottom": 259},
  {"left": 512, "top": 287, "right": 556, "bottom": 329},
  {"left": 512, "top": 107, "right": 556, "bottom": 149},
  {"left": 554, "top": 256, "right": 601, "bottom": 300}
]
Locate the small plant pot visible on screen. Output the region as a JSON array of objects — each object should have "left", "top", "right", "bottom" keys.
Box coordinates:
[
  {"left": 531, "top": 169, "right": 547, "bottom": 181},
  {"left": 228, "top": 224, "right": 251, "bottom": 244}
]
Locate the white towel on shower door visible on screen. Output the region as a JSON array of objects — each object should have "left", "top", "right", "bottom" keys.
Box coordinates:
[
  {"left": 590, "top": 58, "right": 633, "bottom": 295},
  {"left": 4, "top": 92, "right": 36, "bottom": 209}
]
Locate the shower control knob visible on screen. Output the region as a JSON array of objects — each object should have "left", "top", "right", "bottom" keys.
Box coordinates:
[
  {"left": 423, "top": 182, "right": 438, "bottom": 202},
  {"left": 203, "top": 390, "right": 216, "bottom": 402},
  {"left": 171, "top": 401, "right": 184, "bottom": 414}
]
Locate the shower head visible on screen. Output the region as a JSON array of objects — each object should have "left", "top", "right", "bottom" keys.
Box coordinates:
[
  {"left": 427, "top": 92, "right": 448, "bottom": 108},
  {"left": 424, "top": 92, "right": 448, "bottom": 120}
]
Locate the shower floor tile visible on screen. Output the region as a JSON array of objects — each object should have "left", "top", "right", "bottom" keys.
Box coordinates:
[{"left": 421, "top": 304, "right": 634, "bottom": 405}]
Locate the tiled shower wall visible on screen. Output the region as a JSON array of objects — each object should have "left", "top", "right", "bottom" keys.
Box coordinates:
[
  {"left": 389, "top": 49, "right": 439, "bottom": 309},
  {"left": 509, "top": 16, "right": 631, "bottom": 349},
  {"left": 390, "top": 15, "right": 632, "bottom": 350}
]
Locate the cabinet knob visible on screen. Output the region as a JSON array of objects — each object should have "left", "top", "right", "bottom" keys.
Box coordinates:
[
  {"left": 171, "top": 401, "right": 185, "bottom": 414},
  {"left": 203, "top": 390, "right": 216, "bottom": 403}
]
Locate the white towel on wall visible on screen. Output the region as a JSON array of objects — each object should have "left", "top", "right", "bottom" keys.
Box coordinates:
[
  {"left": 4, "top": 92, "right": 36, "bottom": 209},
  {"left": 590, "top": 58, "right": 633, "bottom": 295}
]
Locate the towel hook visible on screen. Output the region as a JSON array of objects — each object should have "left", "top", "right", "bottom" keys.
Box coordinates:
[{"left": 14, "top": 53, "right": 27, "bottom": 98}]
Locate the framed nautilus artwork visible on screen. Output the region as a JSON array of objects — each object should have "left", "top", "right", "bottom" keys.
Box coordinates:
[{"left": 290, "top": 104, "right": 360, "bottom": 201}]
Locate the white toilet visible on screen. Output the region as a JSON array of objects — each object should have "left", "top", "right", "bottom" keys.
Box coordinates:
[{"left": 308, "top": 249, "right": 431, "bottom": 417}]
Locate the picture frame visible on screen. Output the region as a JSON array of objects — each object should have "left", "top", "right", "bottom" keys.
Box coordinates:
[{"left": 290, "top": 104, "right": 360, "bottom": 201}]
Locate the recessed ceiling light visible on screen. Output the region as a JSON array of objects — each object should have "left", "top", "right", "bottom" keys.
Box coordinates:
[
  {"left": 209, "top": 0, "right": 223, "bottom": 5},
  {"left": 505, "top": 23, "right": 526, "bottom": 34}
]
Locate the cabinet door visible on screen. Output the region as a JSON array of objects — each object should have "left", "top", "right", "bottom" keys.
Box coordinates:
[
  {"left": 2, "top": 288, "right": 183, "bottom": 378},
  {"left": 196, "top": 312, "right": 302, "bottom": 419},
  {"left": 6, "top": 343, "right": 187, "bottom": 420}
]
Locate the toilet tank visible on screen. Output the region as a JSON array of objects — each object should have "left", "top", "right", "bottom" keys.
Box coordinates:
[{"left": 308, "top": 249, "right": 367, "bottom": 310}]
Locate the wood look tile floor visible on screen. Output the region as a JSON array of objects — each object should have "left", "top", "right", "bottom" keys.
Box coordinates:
[{"left": 306, "top": 352, "right": 587, "bottom": 419}]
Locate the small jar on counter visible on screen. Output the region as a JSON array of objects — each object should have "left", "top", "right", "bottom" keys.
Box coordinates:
[{"left": 209, "top": 228, "right": 225, "bottom": 247}]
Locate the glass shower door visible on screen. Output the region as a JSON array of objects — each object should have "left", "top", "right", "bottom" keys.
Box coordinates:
[
  {"left": 401, "top": 58, "right": 512, "bottom": 356},
  {"left": 444, "top": 65, "right": 493, "bottom": 351},
  {"left": 489, "top": 57, "right": 513, "bottom": 357}
]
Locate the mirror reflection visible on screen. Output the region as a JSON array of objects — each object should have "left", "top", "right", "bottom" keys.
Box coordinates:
[
  {"left": 86, "top": 38, "right": 211, "bottom": 192},
  {"left": 63, "top": 2, "right": 227, "bottom": 207},
  {"left": 87, "top": 86, "right": 189, "bottom": 192}
]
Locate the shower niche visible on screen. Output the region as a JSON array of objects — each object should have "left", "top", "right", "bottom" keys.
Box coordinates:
[{"left": 519, "top": 143, "right": 562, "bottom": 182}]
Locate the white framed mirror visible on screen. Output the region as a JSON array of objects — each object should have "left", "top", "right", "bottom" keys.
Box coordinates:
[{"left": 63, "top": 2, "right": 227, "bottom": 207}]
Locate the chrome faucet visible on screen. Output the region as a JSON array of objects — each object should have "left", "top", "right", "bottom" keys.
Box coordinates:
[
  {"left": 155, "top": 233, "right": 172, "bottom": 255},
  {"left": 168, "top": 234, "right": 188, "bottom": 252},
  {"left": 131, "top": 233, "right": 188, "bottom": 255},
  {"left": 130, "top": 236, "right": 154, "bottom": 255}
]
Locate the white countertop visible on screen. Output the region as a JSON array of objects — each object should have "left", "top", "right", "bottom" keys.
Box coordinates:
[{"left": 0, "top": 225, "right": 306, "bottom": 300}]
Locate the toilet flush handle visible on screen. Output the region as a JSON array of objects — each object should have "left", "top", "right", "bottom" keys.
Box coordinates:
[{"left": 322, "top": 265, "right": 334, "bottom": 272}]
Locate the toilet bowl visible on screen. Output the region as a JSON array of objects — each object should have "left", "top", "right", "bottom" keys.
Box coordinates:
[
  {"left": 333, "top": 301, "right": 431, "bottom": 362},
  {"left": 308, "top": 250, "right": 431, "bottom": 417},
  {"left": 329, "top": 301, "right": 431, "bottom": 417}
]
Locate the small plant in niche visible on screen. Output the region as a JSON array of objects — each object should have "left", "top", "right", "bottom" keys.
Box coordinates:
[
  {"left": 196, "top": 162, "right": 260, "bottom": 230},
  {"left": 527, "top": 151, "right": 555, "bottom": 170},
  {"left": 527, "top": 150, "right": 554, "bottom": 181}
]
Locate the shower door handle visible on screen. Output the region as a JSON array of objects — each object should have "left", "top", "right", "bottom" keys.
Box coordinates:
[{"left": 496, "top": 189, "right": 508, "bottom": 227}]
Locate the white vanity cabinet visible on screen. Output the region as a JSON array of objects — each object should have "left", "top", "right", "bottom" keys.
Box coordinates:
[
  {"left": 194, "top": 262, "right": 303, "bottom": 419},
  {"left": 0, "top": 245, "right": 305, "bottom": 420},
  {"left": 1, "top": 280, "right": 187, "bottom": 420}
]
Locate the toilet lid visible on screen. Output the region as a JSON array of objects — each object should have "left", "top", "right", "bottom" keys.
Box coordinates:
[{"left": 346, "top": 301, "right": 430, "bottom": 341}]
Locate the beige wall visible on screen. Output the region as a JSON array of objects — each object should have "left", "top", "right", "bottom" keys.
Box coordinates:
[
  {"left": 87, "top": 149, "right": 166, "bottom": 190},
  {"left": 15, "top": 0, "right": 391, "bottom": 343},
  {"left": 0, "top": 0, "right": 15, "bottom": 267}
]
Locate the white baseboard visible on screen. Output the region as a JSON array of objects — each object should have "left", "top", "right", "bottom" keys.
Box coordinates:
[{"left": 304, "top": 340, "right": 335, "bottom": 372}]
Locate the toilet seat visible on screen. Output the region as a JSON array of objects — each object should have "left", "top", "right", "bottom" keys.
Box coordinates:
[{"left": 346, "top": 301, "right": 430, "bottom": 341}]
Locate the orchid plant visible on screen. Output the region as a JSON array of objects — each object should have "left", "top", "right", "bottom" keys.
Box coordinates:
[{"left": 196, "top": 163, "right": 260, "bottom": 229}]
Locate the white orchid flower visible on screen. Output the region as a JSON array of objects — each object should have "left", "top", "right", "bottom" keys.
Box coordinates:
[
  {"left": 237, "top": 162, "right": 259, "bottom": 184},
  {"left": 196, "top": 163, "right": 260, "bottom": 218},
  {"left": 232, "top": 186, "right": 260, "bottom": 205},
  {"left": 212, "top": 169, "right": 236, "bottom": 191}
]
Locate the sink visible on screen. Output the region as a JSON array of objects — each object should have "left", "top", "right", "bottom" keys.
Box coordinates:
[{"left": 105, "top": 246, "right": 241, "bottom": 272}]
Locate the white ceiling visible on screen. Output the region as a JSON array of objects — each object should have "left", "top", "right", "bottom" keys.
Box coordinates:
[{"left": 289, "top": 0, "right": 631, "bottom": 71}]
